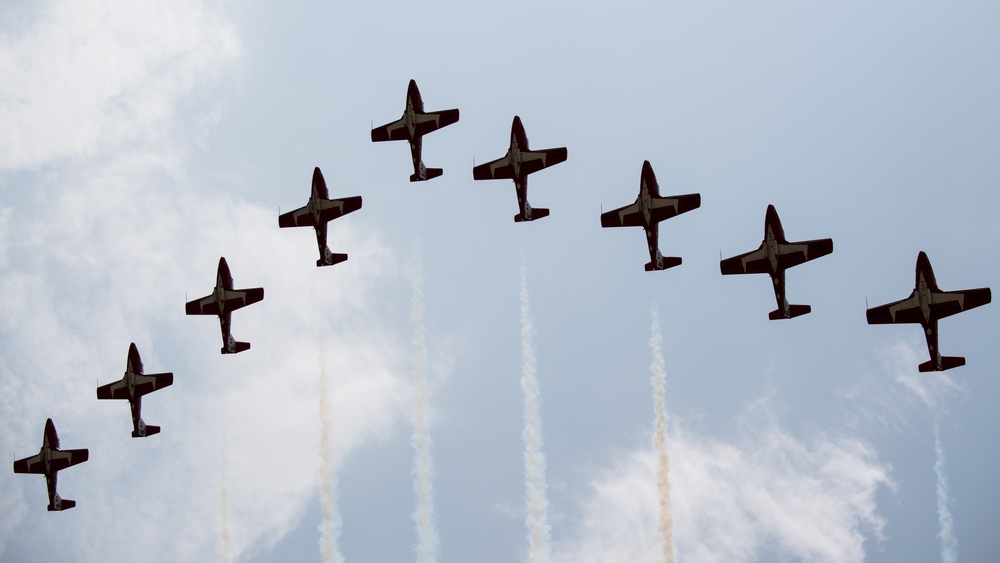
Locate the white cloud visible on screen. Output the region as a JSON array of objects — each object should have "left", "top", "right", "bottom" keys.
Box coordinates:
[
  {"left": 0, "top": 0, "right": 239, "bottom": 170},
  {"left": 553, "top": 407, "right": 892, "bottom": 563}
]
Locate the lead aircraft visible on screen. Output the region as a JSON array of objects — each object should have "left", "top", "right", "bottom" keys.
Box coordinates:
[
  {"left": 371, "top": 79, "right": 459, "bottom": 182},
  {"left": 720, "top": 205, "right": 833, "bottom": 319},
  {"left": 185, "top": 257, "right": 264, "bottom": 354},
  {"left": 278, "top": 167, "right": 362, "bottom": 267},
  {"left": 473, "top": 115, "right": 567, "bottom": 222},
  {"left": 600, "top": 160, "right": 701, "bottom": 271},
  {"left": 97, "top": 343, "right": 174, "bottom": 437},
  {"left": 13, "top": 419, "right": 89, "bottom": 511},
  {"left": 866, "top": 251, "right": 991, "bottom": 372}
]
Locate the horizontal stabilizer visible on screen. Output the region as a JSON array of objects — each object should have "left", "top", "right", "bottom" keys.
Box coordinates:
[
  {"left": 918, "top": 356, "right": 965, "bottom": 372},
  {"left": 768, "top": 304, "right": 811, "bottom": 320},
  {"left": 48, "top": 498, "right": 75, "bottom": 512},
  {"left": 222, "top": 341, "right": 251, "bottom": 355},
  {"left": 410, "top": 168, "right": 443, "bottom": 182},
  {"left": 514, "top": 208, "right": 549, "bottom": 222},
  {"left": 645, "top": 256, "right": 683, "bottom": 271},
  {"left": 318, "top": 253, "right": 348, "bottom": 267},
  {"left": 133, "top": 425, "right": 160, "bottom": 438}
]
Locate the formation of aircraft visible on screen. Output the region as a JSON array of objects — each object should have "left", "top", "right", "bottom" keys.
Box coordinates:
[
  {"left": 13, "top": 419, "right": 89, "bottom": 511},
  {"left": 279, "top": 167, "right": 363, "bottom": 267},
  {"left": 185, "top": 257, "right": 265, "bottom": 354},
  {"left": 13, "top": 78, "right": 995, "bottom": 515},
  {"left": 720, "top": 204, "right": 834, "bottom": 319},
  {"left": 371, "top": 79, "right": 460, "bottom": 182},
  {"left": 473, "top": 116, "right": 567, "bottom": 222},
  {"left": 97, "top": 343, "right": 174, "bottom": 437},
  {"left": 600, "top": 160, "right": 701, "bottom": 271},
  {"left": 866, "top": 251, "right": 992, "bottom": 371}
]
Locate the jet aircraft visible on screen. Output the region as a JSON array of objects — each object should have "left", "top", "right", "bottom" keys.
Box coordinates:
[
  {"left": 472, "top": 115, "right": 567, "bottom": 222},
  {"left": 600, "top": 160, "right": 701, "bottom": 270},
  {"left": 97, "top": 343, "right": 174, "bottom": 437},
  {"left": 371, "top": 79, "right": 460, "bottom": 182},
  {"left": 278, "top": 167, "right": 362, "bottom": 267},
  {"left": 185, "top": 257, "right": 264, "bottom": 354},
  {"left": 13, "top": 418, "right": 89, "bottom": 511},
  {"left": 866, "top": 251, "right": 991, "bottom": 371},
  {"left": 720, "top": 204, "right": 833, "bottom": 319}
]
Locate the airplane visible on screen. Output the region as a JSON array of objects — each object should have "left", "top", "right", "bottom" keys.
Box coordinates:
[
  {"left": 371, "top": 79, "right": 460, "bottom": 182},
  {"left": 472, "top": 115, "right": 567, "bottom": 222},
  {"left": 866, "top": 251, "right": 991, "bottom": 372},
  {"left": 720, "top": 204, "right": 833, "bottom": 319},
  {"left": 185, "top": 257, "right": 264, "bottom": 354},
  {"left": 13, "top": 418, "right": 89, "bottom": 511},
  {"left": 278, "top": 167, "right": 362, "bottom": 267},
  {"left": 97, "top": 343, "right": 174, "bottom": 437},
  {"left": 600, "top": 160, "right": 701, "bottom": 271}
]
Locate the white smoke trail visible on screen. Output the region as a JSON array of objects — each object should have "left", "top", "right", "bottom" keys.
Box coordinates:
[
  {"left": 933, "top": 421, "right": 957, "bottom": 563},
  {"left": 520, "top": 256, "right": 551, "bottom": 563},
  {"left": 318, "top": 339, "right": 345, "bottom": 563},
  {"left": 220, "top": 432, "right": 230, "bottom": 563},
  {"left": 410, "top": 248, "right": 439, "bottom": 563},
  {"left": 649, "top": 304, "right": 675, "bottom": 563}
]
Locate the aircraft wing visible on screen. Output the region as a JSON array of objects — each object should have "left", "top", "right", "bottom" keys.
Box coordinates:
[
  {"left": 370, "top": 117, "right": 409, "bottom": 142},
  {"left": 720, "top": 245, "right": 770, "bottom": 275},
  {"left": 134, "top": 372, "right": 174, "bottom": 397},
  {"left": 317, "top": 196, "right": 363, "bottom": 224},
  {"left": 223, "top": 288, "right": 264, "bottom": 311},
  {"left": 648, "top": 193, "right": 701, "bottom": 224},
  {"left": 412, "top": 109, "right": 459, "bottom": 137},
  {"left": 13, "top": 453, "right": 45, "bottom": 474},
  {"left": 278, "top": 205, "right": 315, "bottom": 229},
  {"left": 97, "top": 379, "right": 130, "bottom": 400},
  {"left": 518, "top": 147, "right": 568, "bottom": 177},
  {"left": 600, "top": 201, "right": 644, "bottom": 228},
  {"left": 185, "top": 293, "right": 220, "bottom": 316},
  {"left": 776, "top": 238, "right": 834, "bottom": 269},
  {"left": 47, "top": 449, "right": 89, "bottom": 472},
  {"left": 473, "top": 155, "right": 514, "bottom": 181},
  {"left": 866, "top": 292, "right": 923, "bottom": 324},
  {"left": 930, "top": 287, "right": 992, "bottom": 320}
]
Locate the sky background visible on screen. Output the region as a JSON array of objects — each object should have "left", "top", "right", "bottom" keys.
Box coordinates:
[{"left": 1, "top": 1, "right": 999, "bottom": 562}]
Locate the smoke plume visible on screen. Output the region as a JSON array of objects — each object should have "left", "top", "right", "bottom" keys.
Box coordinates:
[
  {"left": 410, "top": 249, "right": 439, "bottom": 563},
  {"left": 649, "top": 304, "right": 675, "bottom": 563},
  {"left": 520, "top": 256, "right": 552, "bottom": 563},
  {"left": 220, "top": 433, "right": 230, "bottom": 563},
  {"left": 318, "top": 339, "right": 345, "bottom": 563},
  {"left": 933, "top": 421, "right": 957, "bottom": 563}
]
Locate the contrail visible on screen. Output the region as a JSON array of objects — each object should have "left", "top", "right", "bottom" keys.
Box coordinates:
[
  {"left": 933, "top": 421, "right": 957, "bottom": 563},
  {"left": 649, "top": 304, "right": 675, "bottom": 563},
  {"left": 318, "top": 338, "right": 345, "bottom": 563},
  {"left": 520, "top": 255, "right": 551, "bottom": 563},
  {"left": 220, "top": 431, "right": 231, "bottom": 563},
  {"left": 410, "top": 248, "right": 439, "bottom": 563}
]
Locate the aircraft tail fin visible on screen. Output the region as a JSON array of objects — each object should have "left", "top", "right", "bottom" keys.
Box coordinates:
[
  {"left": 132, "top": 424, "right": 160, "bottom": 438},
  {"left": 410, "top": 168, "right": 443, "bottom": 182},
  {"left": 317, "top": 248, "right": 348, "bottom": 268},
  {"left": 919, "top": 356, "right": 965, "bottom": 372},
  {"left": 645, "top": 256, "right": 682, "bottom": 271},
  {"left": 48, "top": 495, "right": 75, "bottom": 511},
  {"left": 768, "top": 304, "right": 811, "bottom": 320},
  {"left": 222, "top": 341, "right": 251, "bottom": 355},
  {"left": 514, "top": 208, "right": 549, "bottom": 222}
]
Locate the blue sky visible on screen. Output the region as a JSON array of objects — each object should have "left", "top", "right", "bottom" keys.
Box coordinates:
[{"left": 1, "top": 1, "right": 999, "bottom": 562}]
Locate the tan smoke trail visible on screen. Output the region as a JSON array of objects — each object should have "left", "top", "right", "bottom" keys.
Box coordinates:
[
  {"left": 520, "top": 255, "right": 551, "bottom": 563},
  {"left": 220, "top": 430, "right": 230, "bottom": 563},
  {"left": 933, "top": 421, "right": 957, "bottom": 563},
  {"left": 649, "top": 304, "right": 675, "bottom": 563},
  {"left": 410, "top": 249, "right": 439, "bottom": 563},
  {"left": 318, "top": 338, "right": 345, "bottom": 563}
]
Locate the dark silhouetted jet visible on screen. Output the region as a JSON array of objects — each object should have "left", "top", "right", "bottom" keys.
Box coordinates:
[
  {"left": 371, "top": 79, "right": 459, "bottom": 182},
  {"left": 13, "top": 418, "right": 89, "bottom": 511},
  {"left": 279, "top": 167, "right": 362, "bottom": 267},
  {"left": 867, "top": 251, "right": 991, "bottom": 371},
  {"left": 97, "top": 343, "right": 173, "bottom": 437},
  {"left": 186, "top": 257, "right": 264, "bottom": 354}
]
